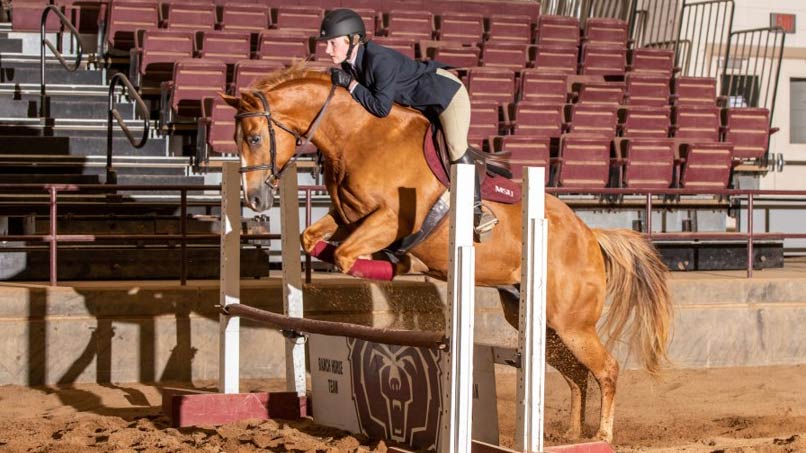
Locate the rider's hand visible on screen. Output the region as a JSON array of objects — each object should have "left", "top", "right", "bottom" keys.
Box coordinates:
[{"left": 330, "top": 68, "right": 353, "bottom": 89}]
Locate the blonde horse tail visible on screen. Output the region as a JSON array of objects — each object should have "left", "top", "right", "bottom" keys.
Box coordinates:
[{"left": 593, "top": 228, "right": 673, "bottom": 377}]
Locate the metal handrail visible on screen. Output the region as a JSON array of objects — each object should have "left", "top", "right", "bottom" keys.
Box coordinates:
[
  {"left": 107, "top": 73, "right": 151, "bottom": 184},
  {"left": 5, "top": 184, "right": 806, "bottom": 284},
  {"left": 40, "top": 5, "right": 83, "bottom": 117}
]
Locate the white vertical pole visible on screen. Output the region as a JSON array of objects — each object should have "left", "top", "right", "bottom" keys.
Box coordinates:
[
  {"left": 515, "top": 166, "right": 548, "bottom": 452},
  {"left": 279, "top": 162, "right": 307, "bottom": 396},
  {"left": 219, "top": 161, "right": 241, "bottom": 394},
  {"left": 439, "top": 163, "right": 476, "bottom": 453}
]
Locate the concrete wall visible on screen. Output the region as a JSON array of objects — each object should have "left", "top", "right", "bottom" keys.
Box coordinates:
[{"left": 1, "top": 275, "right": 806, "bottom": 386}]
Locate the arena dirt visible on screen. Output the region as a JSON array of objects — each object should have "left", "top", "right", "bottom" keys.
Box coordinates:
[{"left": 0, "top": 365, "right": 804, "bottom": 452}]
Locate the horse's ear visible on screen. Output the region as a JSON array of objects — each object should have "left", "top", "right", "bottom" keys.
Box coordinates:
[
  {"left": 220, "top": 93, "right": 239, "bottom": 109},
  {"left": 237, "top": 90, "right": 261, "bottom": 110}
]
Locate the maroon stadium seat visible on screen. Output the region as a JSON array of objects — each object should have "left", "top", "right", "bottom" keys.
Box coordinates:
[
  {"left": 130, "top": 29, "right": 195, "bottom": 91},
  {"left": 160, "top": 59, "right": 228, "bottom": 127},
  {"left": 255, "top": 30, "right": 311, "bottom": 63},
  {"left": 231, "top": 59, "right": 285, "bottom": 93},
  {"left": 672, "top": 76, "right": 717, "bottom": 106},
  {"left": 617, "top": 137, "right": 675, "bottom": 189},
  {"left": 481, "top": 42, "right": 530, "bottom": 70},
  {"left": 490, "top": 135, "right": 551, "bottom": 185},
  {"left": 519, "top": 70, "right": 567, "bottom": 104},
  {"left": 567, "top": 103, "right": 619, "bottom": 137},
  {"left": 198, "top": 96, "right": 238, "bottom": 159},
  {"left": 466, "top": 67, "right": 515, "bottom": 104},
  {"left": 161, "top": 2, "right": 217, "bottom": 31},
  {"left": 532, "top": 44, "right": 578, "bottom": 75},
  {"left": 198, "top": 31, "right": 252, "bottom": 68},
  {"left": 619, "top": 105, "right": 671, "bottom": 139},
  {"left": 574, "top": 82, "right": 625, "bottom": 105},
  {"left": 469, "top": 100, "right": 501, "bottom": 148},
  {"left": 11, "top": 0, "right": 62, "bottom": 32},
  {"left": 437, "top": 12, "right": 484, "bottom": 45},
  {"left": 104, "top": 0, "right": 159, "bottom": 52},
  {"left": 487, "top": 14, "right": 533, "bottom": 45},
  {"left": 428, "top": 44, "right": 480, "bottom": 68},
  {"left": 722, "top": 107, "right": 775, "bottom": 160},
  {"left": 535, "top": 15, "right": 579, "bottom": 48},
  {"left": 510, "top": 101, "right": 564, "bottom": 137},
  {"left": 672, "top": 105, "right": 721, "bottom": 141},
  {"left": 677, "top": 141, "right": 734, "bottom": 190},
  {"left": 272, "top": 6, "right": 323, "bottom": 35},
  {"left": 382, "top": 10, "right": 433, "bottom": 40},
  {"left": 554, "top": 134, "right": 613, "bottom": 189},
  {"left": 218, "top": 4, "right": 271, "bottom": 35},
  {"left": 628, "top": 48, "right": 675, "bottom": 77},
  {"left": 579, "top": 43, "right": 626, "bottom": 76},
  {"left": 624, "top": 74, "right": 671, "bottom": 106},
  {"left": 583, "top": 18, "right": 628, "bottom": 47}
]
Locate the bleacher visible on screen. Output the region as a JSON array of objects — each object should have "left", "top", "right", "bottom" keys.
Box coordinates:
[{"left": 0, "top": 0, "right": 788, "bottom": 279}]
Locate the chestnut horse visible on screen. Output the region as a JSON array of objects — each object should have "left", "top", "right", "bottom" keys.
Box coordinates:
[{"left": 222, "top": 64, "right": 672, "bottom": 443}]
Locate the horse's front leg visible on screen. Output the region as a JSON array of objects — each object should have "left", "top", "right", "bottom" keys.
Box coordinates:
[
  {"left": 333, "top": 208, "right": 398, "bottom": 274},
  {"left": 301, "top": 210, "right": 341, "bottom": 254}
]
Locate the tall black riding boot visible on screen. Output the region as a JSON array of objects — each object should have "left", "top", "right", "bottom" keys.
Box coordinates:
[{"left": 450, "top": 150, "right": 499, "bottom": 241}]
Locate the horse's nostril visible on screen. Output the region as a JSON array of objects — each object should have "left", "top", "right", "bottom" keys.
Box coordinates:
[{"left": 252, "top": 197, "right": 260, "bottom": 207}]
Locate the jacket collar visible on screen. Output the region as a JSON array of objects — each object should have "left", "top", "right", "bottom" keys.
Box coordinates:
[{"left": 352, "top": 43, "right": 366, "bottom": 73}]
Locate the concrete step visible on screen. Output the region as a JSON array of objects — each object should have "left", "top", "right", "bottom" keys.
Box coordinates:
[
  {"left": 0, "top": 96, "right": 137, "bottom": 120},
  {"left": 0, "top": 155, "right": 193, "bottom": 176},
  {"left": 0, "top": 131, "right": 168, "bottom": 157},
  {"left": 116, "top": 174, "right": 204, "bottom": 186},
  {"left": 0, "top": 60, "right": 103, "bottom": 85},
  {"left": 0, "top": 37, "right": 22, "bottom": 53}
]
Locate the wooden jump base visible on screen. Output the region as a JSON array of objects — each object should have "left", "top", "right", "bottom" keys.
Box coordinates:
[{"left": 163, "top": 162, "right": 613, "bottom": 453}]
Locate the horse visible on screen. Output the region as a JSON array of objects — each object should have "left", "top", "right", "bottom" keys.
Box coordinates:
[{"left": 221, "top": 63, "right": 673, "bottom": 443}]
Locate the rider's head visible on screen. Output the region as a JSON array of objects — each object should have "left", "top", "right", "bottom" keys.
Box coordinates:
[{"left": 318, "top": 9, "right": 365, "bottom": 65}]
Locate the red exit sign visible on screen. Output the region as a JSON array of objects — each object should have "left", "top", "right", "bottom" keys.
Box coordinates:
[{"left": 771, "top": 13, "right": 796, "bottom": 33}]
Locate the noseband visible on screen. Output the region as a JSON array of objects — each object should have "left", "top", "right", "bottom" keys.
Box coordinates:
[{"left": 235, "top": 84, "right": 337, "bottom": 189}]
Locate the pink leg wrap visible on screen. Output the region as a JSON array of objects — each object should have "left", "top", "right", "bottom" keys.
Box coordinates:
[{"left": 308, "top": 241, "right": 394, "bottom": 281}]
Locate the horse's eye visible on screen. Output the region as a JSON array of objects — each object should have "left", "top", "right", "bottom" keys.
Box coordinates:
[{"left": 248, "top": 135, "right": 261, "bottom": 146}]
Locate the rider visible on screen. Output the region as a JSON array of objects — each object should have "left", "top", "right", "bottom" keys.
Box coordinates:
[{"left": 317, "top": 8, "right": 498, "bottom": 240}]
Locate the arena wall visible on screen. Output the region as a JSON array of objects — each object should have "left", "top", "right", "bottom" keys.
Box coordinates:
[{"left": 1, "top": 275, "right": 805, "bottom": 386}]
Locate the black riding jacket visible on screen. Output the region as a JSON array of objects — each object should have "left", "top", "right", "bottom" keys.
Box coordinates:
[{"left": 344, "top": 41, "right": 462, "bottom": 118}]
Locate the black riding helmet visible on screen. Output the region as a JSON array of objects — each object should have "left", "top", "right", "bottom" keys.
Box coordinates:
[{"left": 318, "top": 8, "right": 366, "bottom": 41}]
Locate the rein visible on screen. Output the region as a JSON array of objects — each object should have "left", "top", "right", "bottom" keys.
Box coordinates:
[{"left": 236, "top": 83, "right": 337, "bottom": 188}]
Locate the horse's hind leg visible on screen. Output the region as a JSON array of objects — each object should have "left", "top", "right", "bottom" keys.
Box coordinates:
[
  {"left": 546, "top": 328, "right": 589, "bottom": 440},
  {"left": 553, "top": 327, "right": 619, "bottom": 443}
]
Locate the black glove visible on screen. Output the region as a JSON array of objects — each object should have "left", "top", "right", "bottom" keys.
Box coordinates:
[{"left": 331, "top": 68, "right": 353, "bottom": 89}]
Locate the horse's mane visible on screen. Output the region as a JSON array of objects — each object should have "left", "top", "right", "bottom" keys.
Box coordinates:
[{"left": 250, "top": 60, "right": 330, "bottom": 93}]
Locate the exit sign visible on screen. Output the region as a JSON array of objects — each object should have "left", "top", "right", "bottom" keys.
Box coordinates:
[{"left": 771, "top": 13, "right": 796, "bottom": 33}]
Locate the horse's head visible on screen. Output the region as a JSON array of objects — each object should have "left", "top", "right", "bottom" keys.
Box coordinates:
[
  {"left": 220, "top": 89, "right": 297, "bottom": 212},
  {"left": 221, "top": 65, "right": 335, "bottom": 212}
]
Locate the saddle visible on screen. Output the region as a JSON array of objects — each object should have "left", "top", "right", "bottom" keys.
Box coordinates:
[{"left": 423, "top": 126, "right": 521, "bottom": 204}]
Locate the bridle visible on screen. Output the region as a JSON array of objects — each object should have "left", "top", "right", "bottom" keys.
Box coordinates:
[{"left": 235, "top": 83, "right": 337, "bottom": 189}]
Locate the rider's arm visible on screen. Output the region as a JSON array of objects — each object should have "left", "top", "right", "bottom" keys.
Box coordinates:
[{"left": 350, "top": 55, "right": 396, "bottom": 118}]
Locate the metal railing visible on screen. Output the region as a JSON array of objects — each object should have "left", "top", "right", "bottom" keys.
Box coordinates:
[
  {"left": 676, "top": 0, "right": 734, "bottom": 79},
  {"left": 0, "top": 184, "right": 278, "bottom": 286},
  {"left": 721, "top": 27, "right": 786, "bottom": 121},
  {"left": 4, "top": 184, "right": 806, "bottom": 284},
  {"left": 40, "top": 5, "right": 83, "bottom": 117},
  {"left": 107, "top": 73, "right": 151, "bottom": 184}
]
